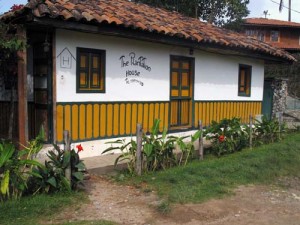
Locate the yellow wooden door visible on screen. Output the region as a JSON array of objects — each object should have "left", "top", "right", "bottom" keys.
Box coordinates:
[{"left": 170, "top": 56, "right": 193, "bottom": 128}]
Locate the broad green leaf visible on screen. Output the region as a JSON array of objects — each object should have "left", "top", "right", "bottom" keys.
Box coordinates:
[
  {"left": 29, "top": 171, "right": 43, "bottom": 179},
  {"left": 20, "top": 159, "right": 44, "bottom": 168},
  {"left": 0, "top": 170, "right": 9, "bottom": 195},
  {"left": 47, "top": 177, "right": 57, "bottom": 188},
  {"left": 191, "top": 131, "right": 201, "bottom": 142},
  {"left": 72, "top": 172, "right": 84, "bottom": 181},
  {"left": 162, "top": 127, "right": 168, "bottom": 140},
  {"left": 37, "top": 125, "right": 45, "bottom": 141},
  {"left": 151, "top": 119, "right": 160, "bottom": 135},
  {"left": 61, "top": 176, "right": 71, "bottom": 192},
  {"left": 62, "top": 151, "right": 71, "bottom": 168},
  {"left": 0, "top": 143, "right": 15, "bottom": 167},
  {"left": 102, "top": 147, "right": 121, "bottom": 154},
  {"left": 75, "top": 162, "right": 86, "bottom": 170},
  {"left": 144, "top": 144, "right": 153, "bottom": 157}
]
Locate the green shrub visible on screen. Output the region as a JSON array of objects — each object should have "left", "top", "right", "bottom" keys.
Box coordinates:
[
  {"left": 103, "top": 119, "right": 200, "bottom": 174},
  {"left": 254, "top": 116, "right": 285, "bottom": 145},
  {"left": 29, "top": 144, "right": 86, "bottom": 194},
  {"left": 0, "top": 129, "right": 44, "bottom": 201},
  {"left": 205, "top": 117, "right": 249, "bottom": 156}
]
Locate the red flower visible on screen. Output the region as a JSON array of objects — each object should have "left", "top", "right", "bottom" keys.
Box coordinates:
[
  {"left": 218, "top": 135, "right": 225, "bottom": 143},
  {"left": 10, "top": 4, "right": 24, "bottom": 12},
  {"left": 76, "top": 144, "right": 83, "bottom": 152}
]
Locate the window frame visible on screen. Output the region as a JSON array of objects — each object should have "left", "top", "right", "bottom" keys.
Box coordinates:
[
  {"left": 76, "top": 47, "right": 106, "bottom": 93},
  {"left": 270, "top": 30, "right": 280, "bottom": 42},
  {"left": 257, "top": 31, "right": 265, "bottom": 41},
  {"left": 238, "top": 64, "right": 252, "bottom": 97}
]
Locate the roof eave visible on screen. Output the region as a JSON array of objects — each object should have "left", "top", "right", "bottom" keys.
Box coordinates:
[
  {"left": 243, "top": 23, "right": 300, "bottom": 29},
  {"left": 3, "top": 14, "right": 295, "bottom": 64}
]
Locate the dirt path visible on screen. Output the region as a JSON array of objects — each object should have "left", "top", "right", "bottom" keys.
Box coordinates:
[{"left": 54, "top": 175, "right": 300, "bottom": 225}]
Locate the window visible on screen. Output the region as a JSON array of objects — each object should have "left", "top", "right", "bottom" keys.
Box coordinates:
[
  {"left": 76, "top": 48, "right": 105, "bottom": 93},
  {"left": 257, "top": 31, "right": 265, "bottom": 41},
  {"left": 245, "top": 29, "right": 265, "bottom": 41},
  {"left": 270, "top": 30, "right": 279, "bottom": 42},
  {"left": 238, "top": 64, "right": 251, "bottom": 97}
]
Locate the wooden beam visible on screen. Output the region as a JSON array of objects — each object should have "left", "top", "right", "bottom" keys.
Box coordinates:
[
  {"left": 52, "top": 30, "right": 57, "bottom": 143},
  {"left": 17, "top": 26, "right": 28, "bottom": 148}
]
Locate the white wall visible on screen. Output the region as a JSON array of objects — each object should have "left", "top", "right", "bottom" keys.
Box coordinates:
[
  {"left": 55, "top": 29, "right": 264, "bottom": 103},
  {"left": 194, "top": 52, "right": 264, "bottom": 101}
]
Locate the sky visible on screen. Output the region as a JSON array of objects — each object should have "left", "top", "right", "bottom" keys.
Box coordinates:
[{"left": 0, "top": 0, "right": 300, "bottom": 23}]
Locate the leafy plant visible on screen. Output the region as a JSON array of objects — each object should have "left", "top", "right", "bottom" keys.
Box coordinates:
[
  {"left": 171, "top": 131, "right": 201, "bottom": 166},
  {"left": 22, "top": 126, "right": 45, "bottom": 160},
  {"left": 103, "top": 119, "right": 201, "bottom": 174},
  {"left": 30, "top": 144, "right": 86, "bottom": 194},
  {"left": 0, "top": 138, "right": 44, "bottom": 201},
  {"left": 142, "top": 119, "right": 177, "bottom": 171},
  {"left": 205, "top": 117, "right": 249, "bottom": 156},
  {"left": 254, "top": 116, "right": 285, "bottom": 144},
  {"left": 103, "top": 139, "right": 138, "bottom": 174}
]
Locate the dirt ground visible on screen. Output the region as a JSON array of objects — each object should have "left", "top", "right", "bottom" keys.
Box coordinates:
[{"left": 53, "top": 175, "right": 300, "bottom": 225}]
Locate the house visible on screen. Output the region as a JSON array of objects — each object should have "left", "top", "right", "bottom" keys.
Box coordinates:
[
  {"left": 242, "top": 18, "right": 300, "bottom": 118},
  {"left": 0, "top": 0, "right": 294, "bottom": 158},
  {"left": 242, "top": 18, "right": 300, "bottom": 53}
]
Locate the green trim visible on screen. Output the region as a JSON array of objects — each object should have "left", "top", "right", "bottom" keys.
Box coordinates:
[
  {"left": 193, "top": 100, "right": 262, "bottom": 102},
  {"left": 238, "top": 64, "right": 252, "bottom": 97},
  {"left": 194, "top": 100, "right": 262, "bottom": 103},
  {"left": 169, "top": 55, "right": 195, "bottom": 128},
  {"left": 56, "top": 101, "right": 169, "bottom": 105}
]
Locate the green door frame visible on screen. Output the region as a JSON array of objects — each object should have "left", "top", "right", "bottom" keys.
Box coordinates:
[{"left": 169, "top": 55, "right": 195, "bottom": 129}]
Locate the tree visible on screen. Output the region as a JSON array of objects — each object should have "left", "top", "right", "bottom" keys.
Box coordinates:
[
  {"left": 133, "top": 0, "right": 250, "bottom": 26},
  {"left": 265, "top": 53, "right": 300, "bottom": 98}
]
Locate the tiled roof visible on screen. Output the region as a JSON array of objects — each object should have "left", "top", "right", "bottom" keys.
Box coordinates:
[
  {"left": 245, "top": 18, "right": 300, "bottom": 28},
  {"left": 1, "top": 0, "right": 295, "bottom": 62}
]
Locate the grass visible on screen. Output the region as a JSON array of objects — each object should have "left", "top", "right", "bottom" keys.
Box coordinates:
[
  {"left": 129, "top": 132, "right": 300, "bottom": 204},
  {"left": 0, "top": 192, "right": 117, "bottom": 225}
]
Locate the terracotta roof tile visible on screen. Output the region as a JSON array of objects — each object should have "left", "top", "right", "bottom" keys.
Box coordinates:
[
  {"left": 0, "top": 0, "right": 295, "bottom": 62},
  {"left": 245, "top": 18, "right": 300, "bottom": 28}
]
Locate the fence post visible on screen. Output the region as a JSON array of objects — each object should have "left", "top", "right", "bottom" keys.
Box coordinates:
[
  {"left": 63, "top": 130, "right": 71, "bottom": 187},
  {"left": 136, "top": 123, "right": 143, "bottom": 176},
  {"left": 249, "top": 115, "right": 253, "bottom": 150},
  {"left": 198, "top": 120, "right": 204, "bottom": 160},
  {"left": 277, "top": 111, "right": 283, "bottom": 140}
]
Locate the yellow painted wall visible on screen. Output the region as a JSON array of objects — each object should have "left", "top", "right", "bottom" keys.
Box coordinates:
[
  {"left": 56, "top": 101, "right": 261, "bottom": 142},
  {"left": 194, "top": 101, "right": 262, "bottom": 127},
  {"left": 56, "top": 102, "right": 169, "bottom": 142}
]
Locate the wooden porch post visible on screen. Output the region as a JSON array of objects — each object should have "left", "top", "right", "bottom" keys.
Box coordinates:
[
  {"left": 17, "top": 26, "right": 28, "bottom": 148},
  {"left": 52, "top": 30, "right": 57, "bottom": 143}
]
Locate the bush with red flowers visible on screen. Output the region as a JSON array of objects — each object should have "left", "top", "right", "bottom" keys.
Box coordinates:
[
  {"left": 29, "top": 144, "right": 86, "bottom": 193},
  {"left": 218, "top": 135, "right": 225, "bottom": 143},
  {"left": 205, "top": 118, "right": 249, "bottom": 156}
]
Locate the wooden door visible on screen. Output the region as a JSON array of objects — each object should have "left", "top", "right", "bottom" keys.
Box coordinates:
[
  {"left": 170, "top": 56, "right": 194, "bottom": 128},
  {"left": 262, "top": 79, "right": 273, "bottom": 119},
  {"left": 32, "top": 43, "right": 52, "bottom": 142}
]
